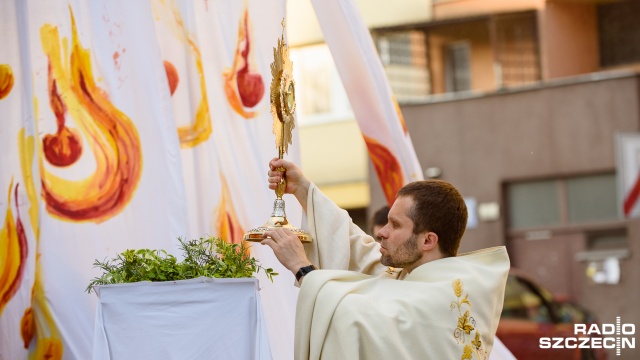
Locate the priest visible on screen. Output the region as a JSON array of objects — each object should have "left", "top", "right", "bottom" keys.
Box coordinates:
[{"left": 261, "top": 158, "right": 510, "bottom": 360}]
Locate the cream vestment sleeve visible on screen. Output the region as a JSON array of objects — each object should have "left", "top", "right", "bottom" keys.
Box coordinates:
[{"left": 301, "top": 183, "right": 387, "bottom": 275}]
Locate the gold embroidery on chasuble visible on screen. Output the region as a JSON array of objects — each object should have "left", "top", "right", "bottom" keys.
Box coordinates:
[
  {"left": 450, "top": 279, "right": 488, "bottom": 360},
  {"left": 384, "top": 267, "right": 405, "bottom": 280}
]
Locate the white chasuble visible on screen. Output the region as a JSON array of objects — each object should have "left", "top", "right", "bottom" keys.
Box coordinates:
[{"left": 295, "top": 185, "right": 510, "bottom": 360}]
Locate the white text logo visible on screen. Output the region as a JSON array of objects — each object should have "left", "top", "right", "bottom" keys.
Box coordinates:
[{"left": 539, "top": 317, "right": 635, "bottom": 356}]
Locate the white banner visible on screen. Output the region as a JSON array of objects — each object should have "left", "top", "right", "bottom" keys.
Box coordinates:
[
  {"left": 1, "top": 0, "right": 39, "bottom": 358},
  {"left": 1, "top": 0, "right": 298, "bottom": 359},
  {"left": 310, "top": 0, "right": 424, "bottom": 205},
  {"left": 616, "top": 132, "right": 640, "bottom": 218},
  {"left": 153, "top": 1, "right": 298, "bottom": 359}
]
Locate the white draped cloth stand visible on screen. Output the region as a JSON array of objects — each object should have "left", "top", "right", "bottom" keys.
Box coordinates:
[{"left": 92, "top": 277, "right": 272, "bottom": 360}]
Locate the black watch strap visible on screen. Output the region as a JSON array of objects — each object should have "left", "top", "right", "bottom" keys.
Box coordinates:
[{"left": 296, "top": 265, "right": 316, "bottom": 282}]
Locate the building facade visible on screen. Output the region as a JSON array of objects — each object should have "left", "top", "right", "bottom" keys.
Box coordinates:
[
  {"left": 366, "top": 1, "right": 640, "bottom": 358},
  {"left": 289, "top": 1, "right": 640, "bottom": 357}
]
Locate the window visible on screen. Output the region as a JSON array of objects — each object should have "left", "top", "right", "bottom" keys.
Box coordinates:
[
  {"left": 445, "top": 42, "right": 471, "bottom": 92},
  {"left": 494, "top": 12, "right": 540, "bottom": 86},
  {"left": 373, "top": 30, "right": 430, "bottom": 103},
  {"left": 506, "top": 173, "right": 618, "bottom": 230},
  {"left": 507, "top": 180, "right": 560, "bottom": 229},
  {"left": 290, "top": 44, "right": 353, "bottom": 125},
  {"left": 598, "top": 1, "right": 640, "bottom": 67},
  {"left": 566, "top": 174, "right": 617, "bottom": 223}
]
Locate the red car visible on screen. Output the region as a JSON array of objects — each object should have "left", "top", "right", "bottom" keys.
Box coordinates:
[{"left": 496, "top": 269, "right": 607, "bottom": 360}]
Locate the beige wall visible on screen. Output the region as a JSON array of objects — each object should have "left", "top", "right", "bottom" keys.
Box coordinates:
[
  {"left": 299, "top": 120, "right": 369, "bottom": 208},
  {"left": 433, "top": 0, "right": 544, "bottom": 20},
  {"left": 287, "top": 0, "right": 432, "bottom": 47},
  {"left": 539, "top": 1, "right": 600, "bottom": 79},
  {"left": 429, "top": 21, "right": 496, "bottom": 94}
]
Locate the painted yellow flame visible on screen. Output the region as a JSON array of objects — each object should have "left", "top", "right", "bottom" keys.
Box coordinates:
[
  {"left": 20, "top": 128, "right": 63, "bottom": 358},
  {"left": 19, "top": 130, "right": 39, "bottom": 240},
  {"left": 176, "top": 40, "right": 212, "bottom": 148},
  {"left": 39, "top": 7, "right": 142, "bottom": 223},
  {"left": 0, "top": 181, "right": 21, "bottom": 315},
  {"left": 155, "top": 0, "right": 212, "bottom": 148},
  {"left": 26, "top": 274, "right": 63, "bottom": 360}
]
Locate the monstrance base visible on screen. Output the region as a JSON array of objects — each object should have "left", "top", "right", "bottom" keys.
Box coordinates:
[{"left": 243, "top": 218, "right": 312, "bottom": 243}]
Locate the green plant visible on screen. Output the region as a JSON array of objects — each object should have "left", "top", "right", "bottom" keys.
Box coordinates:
[{"left": 86, "top": 236, "right": 277, "bottom": 293}]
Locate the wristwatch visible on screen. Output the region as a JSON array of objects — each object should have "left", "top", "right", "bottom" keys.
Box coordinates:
[{"left": 295, "top": 264, "right": 316, "bottom": 282}]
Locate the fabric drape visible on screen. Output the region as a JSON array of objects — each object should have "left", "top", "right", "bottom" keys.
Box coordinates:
[{"left": 0, "top": 1, "right": 297, "bottom": 359}]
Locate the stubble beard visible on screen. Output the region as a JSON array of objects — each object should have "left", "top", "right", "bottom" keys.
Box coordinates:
[{"left": 380, "top": 233, "right": 421, "bottom": 268}]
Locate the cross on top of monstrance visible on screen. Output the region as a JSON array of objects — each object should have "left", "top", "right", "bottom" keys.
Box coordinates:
[{"left": 243, "top": 19, "right": 312, "bottom": 243}]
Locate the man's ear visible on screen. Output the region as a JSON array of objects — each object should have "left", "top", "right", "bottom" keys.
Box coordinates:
[{"left": 420, "top": 232, "right": 439, "bottom": 251}]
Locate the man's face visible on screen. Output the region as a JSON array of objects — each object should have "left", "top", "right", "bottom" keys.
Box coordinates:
[{"left": 377, "top": 196, "right": 422, "bottom": 268}]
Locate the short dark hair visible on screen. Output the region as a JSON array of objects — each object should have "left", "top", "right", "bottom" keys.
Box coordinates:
[
  {"left": 396, "top": 180, "right": 467, "bottom": 257},
  {"left": 370, "top": 205, "right": 390, "bottom": 234}
]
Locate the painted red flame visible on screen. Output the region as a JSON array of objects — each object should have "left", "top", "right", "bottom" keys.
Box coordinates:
[
  {"left": 236, "top": 11, "right": 264, "bottom": 108},
  {"left": 42, "top": 64, "right": 83, "bottom": 167}
]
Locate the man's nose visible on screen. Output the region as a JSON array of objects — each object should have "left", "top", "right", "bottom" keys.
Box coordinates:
[{"left": 376, "top": 225, "right": 388, "bottom": 240}]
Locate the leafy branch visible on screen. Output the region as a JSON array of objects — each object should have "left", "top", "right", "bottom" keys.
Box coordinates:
[{"left": 86, "top": 236, "right": 278, "bottom": 293}]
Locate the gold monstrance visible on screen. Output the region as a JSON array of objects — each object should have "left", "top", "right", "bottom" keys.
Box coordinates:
[{"left": 243, "top": 20, "right": 312, "bottom": 243}]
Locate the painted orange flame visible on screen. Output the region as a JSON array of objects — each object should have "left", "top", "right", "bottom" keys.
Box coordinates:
[
  {"left": 0, "top": 64, "right": 14, "bottom": 100},
  {"left": 0, "top": 181, "right": 28, "bottom": 316},
  {"left": 19, "top": 128, "right": 64, "bottom": 358},
  {"left": 157, "top": 1, "right": 212, "bottom": 148},
  {"left": 39, "top": 7, "right": 142, "bottom": 223},
  {"left": 363, "top": 135, "right": 405, "bottom": 206},
  {"left": 214, "top": 175, "right": 246, "bottom": 246},
  {"left": 392, "top": 95, "right": 408, "bottom": 135},
  {"left": 31, "top": 336, "right": 63, "bottom": 360},
  {"left": 223, "top": 8, "right": 264, "bottom": 119}
]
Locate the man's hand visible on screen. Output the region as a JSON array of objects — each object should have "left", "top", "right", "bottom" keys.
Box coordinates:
[
  {"left": 268, "top": 158, "right": 310, "bottom": 212},
  {"left": 261, "top": 228, "right": 311, "bottom": 276}
]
